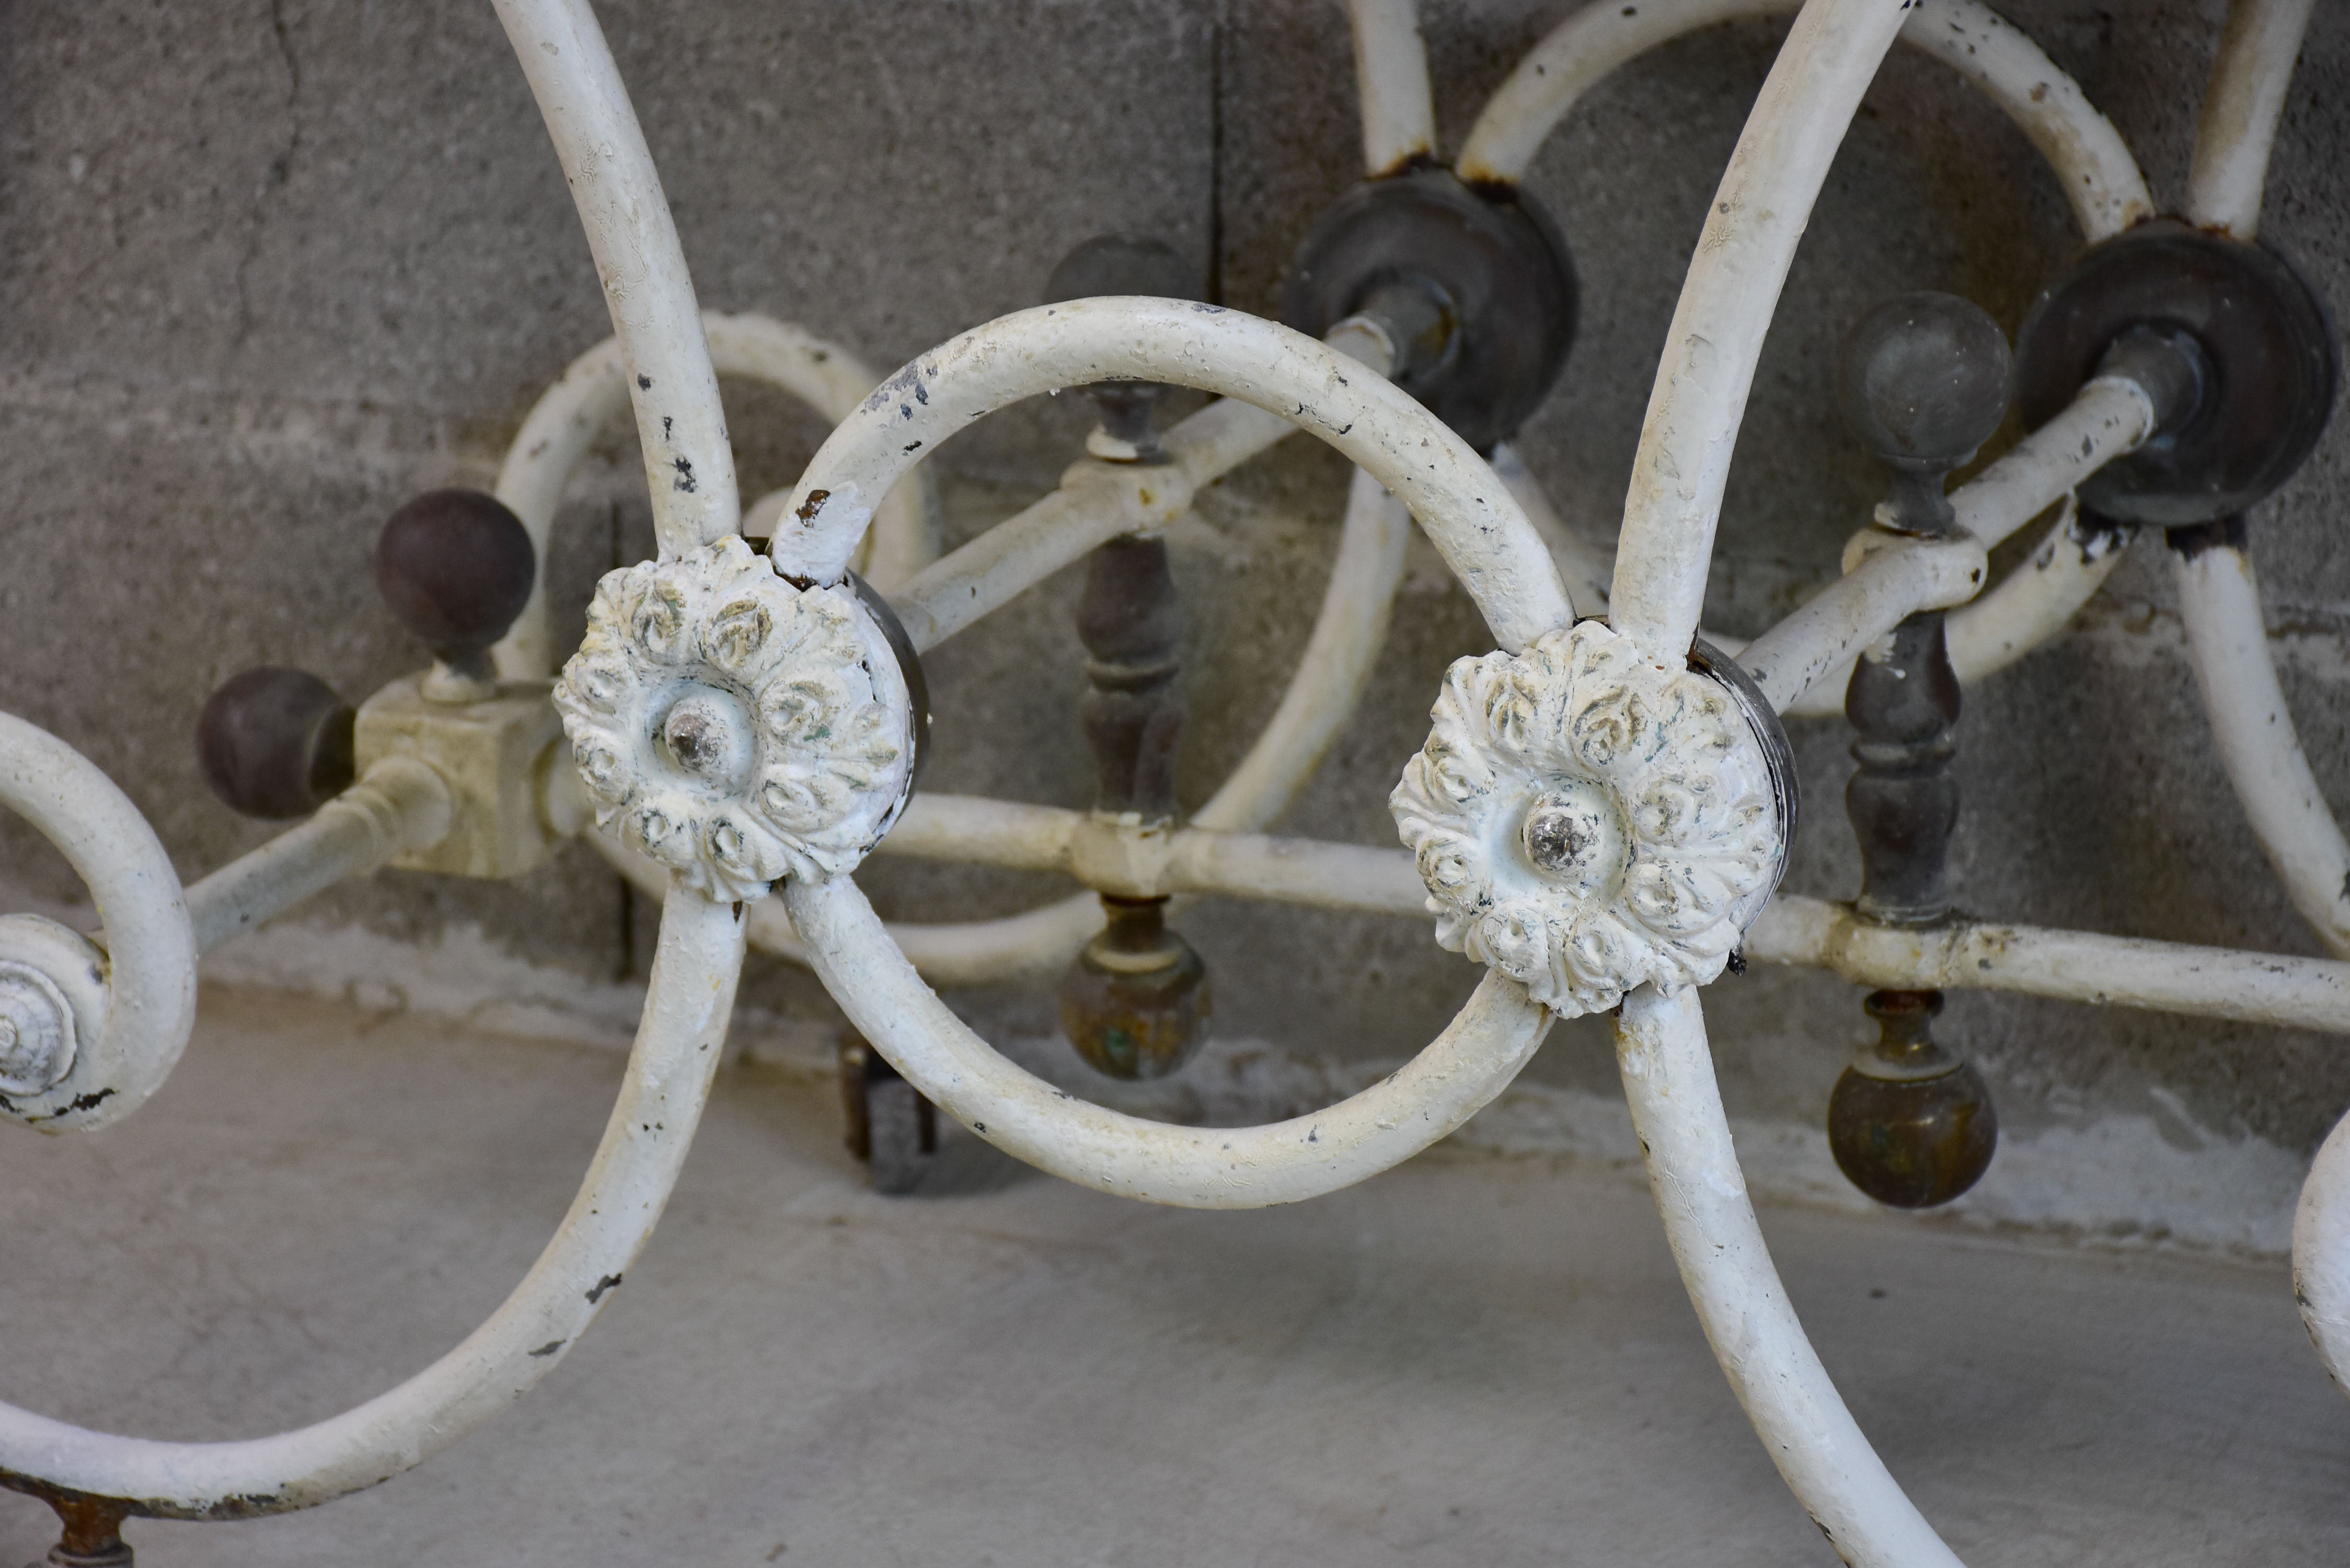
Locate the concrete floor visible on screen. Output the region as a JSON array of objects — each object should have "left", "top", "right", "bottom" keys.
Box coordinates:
[{"left": 4, "top": 991, "right": 2348, "bottom": 1567}]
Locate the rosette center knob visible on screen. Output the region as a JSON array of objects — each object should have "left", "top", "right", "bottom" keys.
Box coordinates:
[
  {"left": 1521, "top": 780, "right": 1626, "bottom": 895},
  {"left": 659, "top": 690, "right": 755, "bottom": 788}
]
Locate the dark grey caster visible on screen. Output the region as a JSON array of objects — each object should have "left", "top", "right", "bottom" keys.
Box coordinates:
[
  {"left": 2014, "top": 217, "right": 2337, "bottom": 528},
  {"left": 838, "top": 1031, "right": 937, "bottom": 1196},
  {"left": 1280, "top": 164, "right": 1576, "bottom": 453}
]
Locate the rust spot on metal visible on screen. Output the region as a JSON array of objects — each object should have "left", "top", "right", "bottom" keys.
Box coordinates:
[
  {"left": 1059, "top": 897, "right": 1211, "bottom": 1081},
  {"left": 44, "top": 1494, "right": 133, "bottom": 1565},
  {"left": 1827, "top": 991, "right": 1997, "bottom": 1208}
]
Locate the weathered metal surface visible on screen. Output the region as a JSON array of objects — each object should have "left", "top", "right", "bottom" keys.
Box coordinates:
[
  {"left": 1074, "top": 535, "right": 1186, "bottom": 823},
  {"left": 1281, "top": 166, "right": 1576, "bottom": 452},
  {"left": 194, "top": 668, "right": 357, "bottom": 822},
  {"left": 770, "top": 297, "right": 1573, "bottom": 651},
  {"left": 491, "top": 311, "right": 943, "bottom": 681},
  {"left": 354, "top": 682, "right": 559, "bottom": 882},
  {"left": 1061, "top": 896, "right": 1213, "bottom": 1081},
  {"left": 1827, "top": 990, "right": 1999, "bottom": 1209},
  {"left": 0, "top": 890, "right": 746, "bottom": 1519},
  {"left": 789, "top": 870, "right": 1551, "bottom": 1208},
  {"left": 1061, "top": 482, "right": 1212, "bottom": 1079},
  {"left": 27, "top": 1494, "right": 133, "bottom": 1567},
  {"left": 1608, "top": 0, "right": 1908, "bottom": 655},
  {"left": 9, "top": 0, "right": 2350, "bottom": 1559},
  {"left": 1832, "top": 293, "right": 2011, "bottom": 540},
  {"left": 372, "top": 490, "right": 538, "bottom": 689},
  {"left": 0, "top": 713, "right": 195, "bottom": 1135},
  {"left": 1614, "top": 984, "right": 1970, "bottom": 1568},
  {"left": 552, "top": 536, "right": 919, "bottom": 900},
  {"left": 1391, "top": 620, "right": 1788, "bottom": 1017},
  {"left": 2187, "top": 0, "right": 2320, "bottom": 240},
  {"left": 1846, "top": 613, "right": 1962, "bottom": 928},
  {"left": 2015, "top": 219, "right": 2338, "bottom": 527},
  {"left": 1459, "top": 0, "right": 2153, "bottom": 243},
  {"left": 0, "top": 960, "right": 76, "bottom": 1098},
  {"left": 183, "top": 758, "right": 453, "bottom": 954},
  {"left": 1042, "top": 235, "right": 1199, "bottom": 458},
  {"left": 488, "top": 0, "right": 739, "bottom": 558}
]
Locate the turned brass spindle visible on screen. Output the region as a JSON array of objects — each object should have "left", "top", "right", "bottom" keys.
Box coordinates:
[
  {"left": 1827, "top": 292, "right": 2009, "bottom": 1209},
  {"left": 1044, "top": 234, "right": 1214, "bottom": 1080}
]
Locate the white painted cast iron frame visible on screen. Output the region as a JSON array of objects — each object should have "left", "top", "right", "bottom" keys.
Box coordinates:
[
  {"left": 0, "top": 0, "right": 756, "bottom": 1518},
  {"left": 4, "top": 0, "right": 2350, "bottom": 1554}
]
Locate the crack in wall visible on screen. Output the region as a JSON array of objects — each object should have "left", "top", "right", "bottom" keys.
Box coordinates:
[{"left": 231, "top": 0, "right": 305, "bottom": 352}]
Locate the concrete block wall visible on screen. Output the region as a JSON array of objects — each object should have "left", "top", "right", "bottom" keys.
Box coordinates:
[{"left": 4, "top": 0, "right": 2347, "bottom": 1248}]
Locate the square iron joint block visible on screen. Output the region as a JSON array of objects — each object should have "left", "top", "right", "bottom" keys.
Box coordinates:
[{"left": 355, "top": 674, "right": 566, "bottom": 879}]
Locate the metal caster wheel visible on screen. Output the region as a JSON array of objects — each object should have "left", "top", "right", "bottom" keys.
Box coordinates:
[{"left": 838, "top": 1032, "right": 936, "bottom": 1196}]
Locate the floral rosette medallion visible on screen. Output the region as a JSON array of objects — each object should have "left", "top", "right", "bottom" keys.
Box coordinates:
[
  {"left": 554, "top": 536, "right": 918, "bottom": 902},
  {"left": 1390, "top": 620, "right": 1791, "bottom": 1017}
]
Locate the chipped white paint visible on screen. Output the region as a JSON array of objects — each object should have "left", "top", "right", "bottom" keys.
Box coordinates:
[
  {"left": 355, "top": 680, "right": 562, "bottom": 880},
  {"left": 744, "top": 283, "right": 1592, "bottom": 1206},
  {"left": 0, "top": 712, "right": 196, "bottom": 1134},
  {"left": 491, "top": 311, "right": 942, "bottom": 680},
  {"left": 0, "top": 889, "right": 746, "bottom": 1517},
  {"left": 0, "top": 0, "right": 769, "bottom": 1517},
  {"left": 1785, "top": 503, "right": 2143, "bottom": 724},
  {"left": 556, "top": 537, "right": 917, "bottom": 901},
  {"left": 1740, "top": 530, "right": 1987, "bottom": 713},
  {"left": 185, "top": 759, "right": 455, "bottom": 954},
  {"left": 1347, "top": 0, "right": 1438, "bottom": 174},
  {"left": 489, "top": 0, "right": 738, "bottom": 559},
  {"left": 1746, "top": 894, "right": 2350, "bottom": 1034},
  {"left": 687, "top": 460, "right": 1416, "bottom": 984},
  {"left": 1939, "top": 502, "right": 2134, "bottom": 684},
  {"left": 2186, "top": 0, "right": 2318, "bottom": 240},
  {"left": 5, "top": 0, "right": 2347, "bottom": 1550},
  {"left": 1609, "top": 0, "right": 1908, "bottom": 654},
  {"left": 771, "top": 297, "right": 1574, "bottom": 653},
  {"left": 1392, "top": 621, "right": 1785, "bottom": 1014},
  {"left": 1776, "top": 373, "right": 2153, "bottom": 716},
  {"left": 1783, "top": 501, "right": 2137, "bottom": 719},
  {"left": 1459, "top": 0, "right": 2153, "bottom": 243},
  {"left": 1946, "top": 375, "right": 2156, "bottom": 551},
  {"left": 890, "top": 456, "right": 1196, "bottom": 654},
  {"left": 2173, "top": 542, "right": 2350, "bottom": 961},
  {"left": 1616, "top": 985, "right": 1968, "bottom": 1568},
  {"left": 785, "top": 871, "right": 1552, "bottom": 1208},
  {"left": 1492, "top": 442, "right": 1617, "bottom": 616}
]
